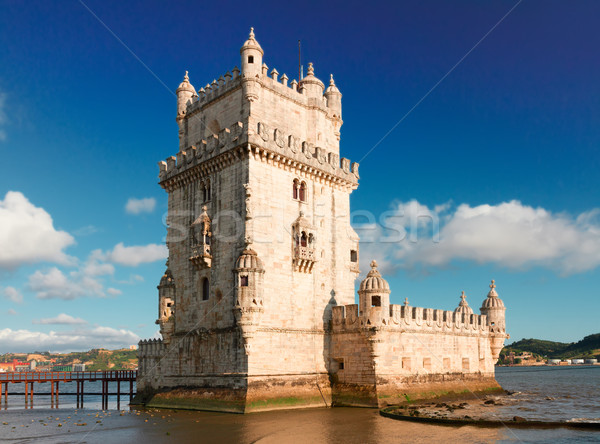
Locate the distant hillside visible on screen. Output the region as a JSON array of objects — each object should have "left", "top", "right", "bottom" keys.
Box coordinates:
[
  {"left": 0, "top": 348, "right": 138, "bottom": 370},
  {"left": 502, "top": 333, "right": 600, "bottom": 360}
]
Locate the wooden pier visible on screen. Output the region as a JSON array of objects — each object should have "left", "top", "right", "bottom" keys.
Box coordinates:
[{"left": 0, "top": 371, "right": 136, "bottom": 409}]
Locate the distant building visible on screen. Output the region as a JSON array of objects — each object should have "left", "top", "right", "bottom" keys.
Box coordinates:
[
  {"left": 72, "top": 363, "right": 86, "bottom": 371},
  {"left": 548, "top": 359, "right": 561, "bottom": 365}
]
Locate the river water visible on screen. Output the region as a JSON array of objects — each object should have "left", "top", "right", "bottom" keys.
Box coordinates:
[{"left": 0, "top": 366, "right": 598, "bottom": 443}]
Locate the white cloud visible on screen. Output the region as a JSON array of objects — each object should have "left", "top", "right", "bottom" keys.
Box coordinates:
[
  {"left": 361, "top": 200, "right": 600, "bottom": 276},
  {"left": 0, "top": 326, "right": 140, "bottom": 353},
  {"left": 28, "top": 267, "right": 89, "bottom": 300},
  {"left": 106, "top": 287, "right": 122, "bottom": 296},
  {"left": 125, "top": 197, "right": 156, "bottom": 215},
  {"left": 33, "top": 313, "right": 87, "bottom": 325},
  {"left": 105, "top": 242, "right": 168, "bottom": 266},
  {"left": 7, "top": 309, "right": 17, "bottom": 316},
  {"left": 27, "top": 249, "right": 120, "bottom": 300},
  {"left": 3, "top": 286, "right": 23, "bottom": 303},
  {"left": 0, "top": 191, "right": 75, "bottom": 269}
]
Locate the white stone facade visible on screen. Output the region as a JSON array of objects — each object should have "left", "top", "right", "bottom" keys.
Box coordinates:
[{"left": 137, "top": 29, "right": 508, "bottom": 412}]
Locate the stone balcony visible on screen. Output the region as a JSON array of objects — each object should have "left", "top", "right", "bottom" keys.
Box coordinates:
[
  {"left": 189, "top": 243, "right": 212, "bottom": 269},
  {"left": 293, "top": 246, "right": 316, "bottom": 273}
]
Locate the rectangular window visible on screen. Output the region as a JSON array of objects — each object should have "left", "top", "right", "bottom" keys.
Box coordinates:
[
  {"left": 423, "top": 357, "right": 432, "bottom": 371},
  {"left": 443, "top": 358, "right": 451, "bottom": 370},
  {"left": 371, "top": 295, "right": 381, "bottom": 307},
  {"left": 240, "top": 276, "right": 249, "bottom": 287},
  {"left": 402, "top": 357, "right": 411, "bottom": 371},
  {"left": 462, "top": 358, "right": 470, "bottom": 371},
  {"left": 350, "top": 250, "right": 358, "bottom": 262},
  {"left": 336, "top": 359, "right": 344, "bottom": 370}
]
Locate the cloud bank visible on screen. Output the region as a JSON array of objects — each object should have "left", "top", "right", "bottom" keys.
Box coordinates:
[
  {"left": 357, "top": 200, "right": 600, "bottom": 276},
  {"left": 32, "top": 313, "right": 87, "bottom": 325},
  {"left": 0, "top": 191, "right": 75, "bottom": 269},
  {"left": 105, "top": 242, "right": 168, "bottom": 266},
  {"left": 0, "top": 326, "right": 139, "bottom": 353}
]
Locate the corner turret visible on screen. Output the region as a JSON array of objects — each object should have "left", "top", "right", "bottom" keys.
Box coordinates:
[
  {"left": 480, "top": 280, "right": 509, "bottom": 360},
  {"left": 480, "top": 280, "right": 506, "bottom": 332},
  {"left": 358, "top": 260, "right": 391, "bottom": 323},
  {"left": 324, "top": 74, "right": 342, "bottom": 117},
  {"left": 157, "top": 261, "right": 176, "bottom": 343},
  {"left": 176, "top": 71, "right": 196, "bottom": 118},
  {"left": 240, "top": 27, "right": 263, "bottom": 78},
  {"left": 233, "top": 245, "right": 265, "bottom": 354},
  {"left": 298, "top": 63, "right": 325, "bottom": 99},
  {"left": 454, "top": 291, "right": 474, "bottom": 315}
]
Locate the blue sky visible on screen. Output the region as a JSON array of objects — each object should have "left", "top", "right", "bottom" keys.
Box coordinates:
[{"left": 1, "top": 0, "right": 599, "bottom": 352}]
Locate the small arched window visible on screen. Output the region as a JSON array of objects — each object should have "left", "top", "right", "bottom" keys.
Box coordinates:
[
  {"left": 293, "top": 179, "right": 299, "bottom": 200},
  {"left": 202, "top": 277, "right": 210, "bottom": 301},
  {"left": 300, "top": 232, "right": 307, "bottom": 247},
  {"left": 308, "top": 233, "right": 314, "bottom": 245},
  {"left": 299, "top": 182, "right": 307, "bottom": 202}
]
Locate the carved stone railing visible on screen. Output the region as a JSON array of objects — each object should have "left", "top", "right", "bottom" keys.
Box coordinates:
[
  {"left": 189, "top": 243, "right": 212, "bottom": 269},
  {"left": 293, "top": 246, "right": 316, "bottom": 273}
]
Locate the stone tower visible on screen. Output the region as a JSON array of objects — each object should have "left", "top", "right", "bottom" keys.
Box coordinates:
[
  {"left": 137, "top": 28, "right": 361, "bottom": 412},
  {"left": 137, "top": 29, "right": 508, "bottom": 412}
]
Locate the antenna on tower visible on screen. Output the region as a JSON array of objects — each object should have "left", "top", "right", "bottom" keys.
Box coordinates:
[{"left": 298, "top": 39, "right": 303, "bottom": 80}]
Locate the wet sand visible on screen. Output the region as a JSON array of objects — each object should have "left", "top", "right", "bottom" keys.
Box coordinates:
[{"left": 0, "top": 406, "right": 514, "bottom": 443}]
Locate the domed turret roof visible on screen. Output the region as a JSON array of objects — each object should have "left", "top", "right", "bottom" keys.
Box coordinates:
[
  {"left": 176, "top": 71, "right": 196, "bottom": 94},
  {"left": 359, "top": 260, "right": 390, "bottom": 292},
  {"left": 454, "top": 291, "right": 474, "bottom": 315},
  {"left": 235, "top": 247, "right": 264, "bottom": 271},
  {"left": 481, "top": 280, "right": 505, "bottom": 309},
  {"left": 240, "top": 27, "right": 263, "bottom": 55},
  {"left": 299, "top": 63, "right": 325, "bottom": 89},
  {"left": 158, "top": 266, "right": 175, "bottom": 288},
  {"left": 325, "top": 74, "right": 340, "bottom": 94}
]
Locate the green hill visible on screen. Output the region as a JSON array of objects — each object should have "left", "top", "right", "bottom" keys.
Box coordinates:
[{"left": 502, "top": 333, "right": 600, "bottom": 360}]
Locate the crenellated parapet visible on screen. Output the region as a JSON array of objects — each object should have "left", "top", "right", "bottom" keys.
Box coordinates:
[
  {"left": 138, "top": 338, "right": 166, "bottom": 358},
  {"left": 186, "top": 67, "right": 242, "bottom": 116},
  {"left": 158, "top": 120, "right": 359, "bottom": 192},
  {"left": 332, "top": 303, "right": 489, "bottom": 335}
]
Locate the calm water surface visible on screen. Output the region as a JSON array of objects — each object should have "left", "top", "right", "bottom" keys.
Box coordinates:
[{"left": 0, "top": 367, "right": 598, "bottom": 443}]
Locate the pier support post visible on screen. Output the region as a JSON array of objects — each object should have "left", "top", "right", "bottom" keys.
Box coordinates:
[
  {"left": 25, "top": 381, "right": 28, "bottom": 404},
  {"left": 117, "top": 379, "right": 121, "bottom": 410}
]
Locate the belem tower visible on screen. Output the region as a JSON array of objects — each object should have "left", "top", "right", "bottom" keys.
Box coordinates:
[{"left": 136, "top": 29, "right": 509, "bottom": 413}]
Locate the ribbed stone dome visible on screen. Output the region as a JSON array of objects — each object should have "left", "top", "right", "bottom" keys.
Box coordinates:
[
  {"left": 454, "top": 291, "right": 474, "bottom": 315},
  {"left": 359, "top": 260, "right": 390, "bottom": 292},
  {"left": 481, "top": 280, "right": 505, "bottom": 309},
  {"left": 176, "top": 71, "right": 195, "bottom": 94},
  {"left": 235, "top": 248, "right": 264, "bottom": 271},
  {"left": 299, "top": 63, "right": 325, "bottom": 89},
  {"left": 158, "top": 267, "right": 174, "bottom": 288},
  {"left": 325, "top": 74, "right": 340, "bottom": 94},
  {"left": 240, "top": 27, "right": 263, "bottom": 55}
]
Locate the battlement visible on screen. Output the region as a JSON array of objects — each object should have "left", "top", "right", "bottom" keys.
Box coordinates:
[
  {"left": 332, "top": 303, "right": 489, "bottom": 334},
  {"left": 158, "top": 120, "right": 359, "bottom": 189},
  {"left": 186, "top": 67, "right": 242, "bottom": 115},
  {"left": 138, "top": 338, "right": 165, "bottom": 357}
]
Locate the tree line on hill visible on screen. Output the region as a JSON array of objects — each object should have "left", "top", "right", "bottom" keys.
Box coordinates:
[{"left": 498, "top": 333, "right": 600, "bottom": 364}]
